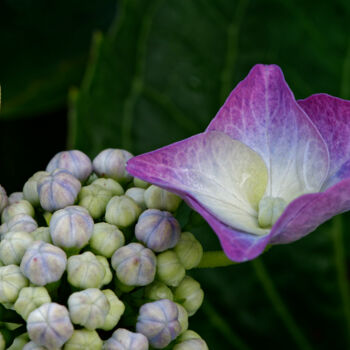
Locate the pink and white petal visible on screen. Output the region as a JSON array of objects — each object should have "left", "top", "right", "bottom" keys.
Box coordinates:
[
  {"left": 207, "top": 64, "right": 330, "bottom": 203},
  {"left": 127, "top": 131, "right": 269, "bottom": 235},
  {"left": 298, "top": 93, "right": 350, "bottom": 189},
  {"left": 270, "top": 178, "right": 350, "bottom": 244}
]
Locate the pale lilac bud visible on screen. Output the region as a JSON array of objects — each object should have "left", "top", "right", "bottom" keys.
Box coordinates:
[
  {"left": 125, "top": 187, "right": 146, "bottom": 210},
  {"left": 14, "top": 286, "right": 51, "bottom": 320},
  {"left": 46, "top": 150, "right": 92, "bottom": 181},
  {"left": 20, "top": 241, "right": 67, "bottom": 286},
  {"left": 27, "top": 302, "right": 73, "bottom": 349},
  {"left": 6, "top": 214, "right": 37, "bottom": 233},
  {"left": 49, "top": 205, "right": 93, "bottom": 250},
  {"left": 135, "top": 209, "right": 181, "bottom": 252},
  {"left": 92, "top": 178, "right": 124, "bottom": 196},
  {"left": 105, "top": 195, "right": 142, "bottom": 228},
  {"left": 133, "top": 177, "right": 150, "bottom": 189},
  {"left": 0, "top": 185, "right": 8, "bottom": 215},
  {"left": 8, "top": 192, "right": 24, "bottom": 205},
  {"left": 101, "top": 289, "right": 125, "bottom": 331},
  {"left": 111, "top": 243, "right": 156, "bottom": 286},
  {"left": 67, "top": 251, "right": 106, "bottom": 289},
  {"left": 144, "top": 185, "right": 181, "bottom": 212},
  {"left": 93, "top": 149, "right": 133, "bottom": 184},
  {"left": 37, "top": 169, "right": 81, "bottom": 212},
  {"left": 0, "top": 265, "right": 28, "bottom": 304},
  {"left": 156, "top": 251, "right": 185, "bottom": 287},
  {"left": 136, "top": 299, "right": 181, "bottom": 348},
  {"left": 90, "top": 223, "right": 125, "bottom": 258},
  {"left": 23, "top": 342, "right": 46, "bottom": 350},
  {"left": 31, "top": 227, "right": 52, "bottom": 243},
  {"left": 63, "top": 330, "right": 103, "bottom": 350},
  {"left": 103, "top": 329, "right": 148, "bottom": 350},
  {"left": 68, "top": 288, "right": 110, "bottom": 330},
  {"left": 0, "top": 231, "right": 34, "bottom": 265},
  {"left": 174, "top": 232, "right": 203, "bottom": 269},
  {"left": 145, "top": 281, "right": 173, "bottom": 301},
  {"left": 1, "top": 200, "right": 34, "bottom": 223},
  {"left": 23, "top": 171, "right": 49, "bottom": 206}
]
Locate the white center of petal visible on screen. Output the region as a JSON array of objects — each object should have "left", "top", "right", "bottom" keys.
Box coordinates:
[{"left": 257, "top": 196, "right": 287, "bottom": 228}]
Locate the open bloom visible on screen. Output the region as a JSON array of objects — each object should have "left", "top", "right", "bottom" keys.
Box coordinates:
[{"left": 127, "top": 64, "right": 350, "bottom": 262}]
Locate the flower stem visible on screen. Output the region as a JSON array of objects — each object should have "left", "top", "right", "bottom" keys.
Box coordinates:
[
  {"left": 196, "top": 251, "right": 238, "bottom": 268},
  {"left": 331, "top": 215, "right": 350, "bottom": 345},
  {"left": 251, "top": 258, "right": 313, "bottom": 350}
]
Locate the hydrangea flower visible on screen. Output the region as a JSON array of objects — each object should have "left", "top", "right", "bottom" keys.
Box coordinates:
[{"left": 127, "top": 64, "right": 350, "bottom": 262}]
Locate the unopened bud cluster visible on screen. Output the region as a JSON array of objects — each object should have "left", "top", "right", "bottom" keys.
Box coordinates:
[{"left": 0, "top": 149, "right": 207, "bottom": 349}]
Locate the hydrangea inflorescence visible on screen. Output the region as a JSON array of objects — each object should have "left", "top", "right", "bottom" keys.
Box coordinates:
[{"left": 0, "top": 148, "right": 206, "bottom": 349}]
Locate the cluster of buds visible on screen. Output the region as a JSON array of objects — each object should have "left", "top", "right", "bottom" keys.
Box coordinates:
[{"left": 0, "top": 149, "right": 207, "bottom": 349}]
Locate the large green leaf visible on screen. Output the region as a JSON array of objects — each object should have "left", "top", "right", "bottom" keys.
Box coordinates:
[{"left": 70, "top": 0, "right": 350, "bottom": 348}]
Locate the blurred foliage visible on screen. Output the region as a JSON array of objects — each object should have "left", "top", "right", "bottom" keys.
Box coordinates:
[{"left": 2, "top": 0, "right": 350, "bottom": 349}]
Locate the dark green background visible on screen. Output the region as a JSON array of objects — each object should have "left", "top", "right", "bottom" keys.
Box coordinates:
[{"left": 1, "top": 0, "right": 350, "bottom": 349}]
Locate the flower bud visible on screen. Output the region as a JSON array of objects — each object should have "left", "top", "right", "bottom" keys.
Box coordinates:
[
  {"left": 135, "top": 209, "right": 181, "bottom": 252},
  {"left": 144, "top": 281, "right": 173, "bottom": 301},
  {"left": 0, "top": 265, "right": 28, "bottom": 304},
  {"left": 93, "top": 149, "right": 133, "bottom": 184},
  {"left": 133, "top": 177, "right": 150, "bottom": 189},
  {"left": 27, "top": 302, "right": 73, "bottom": 349},
  {"left": 8, "top": 192, "right": 24, "bottom": 205},
  {"left": 68, "top": 288, "right": 110, "bottom": 330},
  {"left": 50, "top": 206, "right": 94, "bottom": 250},
  {"left": 86, "top": 172, "right": 98, "bottom": 185},
  {"left": 136, "top": 299, "right": 181, "bottom": 348},
  {"left": 1, "top": 200, "right": 34, "bottom": 223},
  {"left": 92, "top": 178, "right": 124, "bottom": 196},
  {"left": 174, "top": 232, "right": 203, "bottom": 269},
  {"left": 14, "top": 286, "right": 51, "bottom": 320},
  {"left": 67, "top": 251, "right": 106, "bottom": 289},
  {"left": 0, "top": 231, "right": 34, "bottom": 265},
  {"left": 156, "top": 251, "right": 185, "bottom": 287},
  {"left": 31, "top": 227, "right": 52, "bottom": 243},
  {"left": 111, "top": 243, "right": 156, "bottom": 286},
  {"left": 144, "top": 185, "right": 181, "bottom": 212},
  {"left": 20, "top": 241, "right": 67, "bottom": 286},
  {"left": 174, "top": 331, "right": 208, "bottom": 350},
  {"left": 78, "top": 184, "right": 112, "bottom": 219},
  {"left": 0, "top": 185, "right": 8, "bottom": 215},
  {"left": 96, "top": 255, "right": 113, "bottom": 285},
  {"left": 37, "top": 169, "right": 81, "bottom": 212},
  {"left": 23, "top": 171, "right": 49, "bottom": 206},
  {"left": 176, "top": 303, "right": 189, "bottom": 334},
  {"left": 125, "top": 187, "right": 146, "bottom": 210},
  {"left": 23, "top": 342, "right": 46, "bottom": 350},
  {"left": 173, "top": 276, "right": 204, "bottom": 316},
  {"left": 114, "top": 279, "right": 135, "bottom": 294},
  {"left": 6, "top": 214, "right": 37, "bottom": 233},
  {"left": 0, "top": 223, "right": 8, "bottom": 236},
  {"left": 46, "top": 150, "right": 92, "bottom": 182},
  {"left": 105, "top": 196, "right": 141, "bottom": 228},
  {"left": 63, "top": 330, "right": 103, "bottom": 350},
  {"left": 90, "top": 223, "right": 125, "bottom": 258},
  {"left": 8, "top": 334, "right": 30, "bottom": 350},
  {"left": 103, "top": 329, "right": 148, "bottom": 350},
  {"left": 101, "top": 289, "right": 125, "bottom": 331}
]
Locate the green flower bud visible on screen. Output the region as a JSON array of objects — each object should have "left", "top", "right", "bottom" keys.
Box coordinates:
[
  {"left": 7, "top": 333, "right": 30, "bottom": 350},
  {"left": 6, "top": 214, "right": 37, "bottom": 233},
  {"left": 156, "top": 251, "right": 185, "bottom": 287},
  {"left": 37, "top": 169, "right": 81, "bottom": 212},
  {"left": 46, "top": 150, "right": 92, "bottom": 182},
  {"left": 111, "top": 243, "right": 156, "bottom": 286},
  {"left": 31, "top": 227, "right": 52, "bottom": 243},
  {"left": 23, "top": 171, "right": 49, "bottom": 206},
  {"left": 8, "top": 192, "right": 24, "bottom": 205},
  {"left": 103, "top": 328, "right": 149, "bottom": 350},
  {"left": 175, "top": 331, "right": 208, "bottom": 350},
  {"left": 20, "top": 241, "right": 67, "bottom": 286},
  {"left": 0, "top": 331, "right": 5, "bottom": 350},
  {"left": 90, "top": 223, "right": 125, "bottom": 258},
  {"left": 50, "top": 206, "right": 94, "bottom": 250},
  {"left": 63, "top": 329, "right": 103, "bottom": 350},
  {"left": 174, "top": 232, "right": 203, "bottom": 269},
  {"left": 0, "top": 265, "right": 28, "bottom": 304},
  {"left": 105, "top": 196, "right": 141, "bottom": 228},
  {"left": 68, "top": 288, "right": 110, "bottom": 330},
  {"left": 173, "top": 276, "right": 204, "bottom": 316},
  {"left": 27, "top": 302, "right": 73, "bottom": 349},
  {"left": 67, "top": 251, "right": 106, "bottom": 289},
  {"left": 79, "top": 184, "right": 113, "bottom": 219},
  {"left": 135, "top": 209, "right": 181, "bottom": 252},
  {"left": 0, "top": 185, "right": 8, "bottom": 215},
  {"left": 136, "top": 299, "right": 181, "bottom": 349},
  {"left": 133, "top": 177, "right": 150, "bottom": 189},
  {"left": 125, "top": 187, "right": 146, "bottom": 210},
  {"left": 93, "top": 149, "right": 133, "bottom": 184},
  {"left": 23, "top": 341, "right": 46, "bottom": 350},
  {"left": 176, "top": 303, "right": 189, "bottom": 334},
  {"left": 144, "top": 281, "right": 173, "bottom": 301},
  {"left": 178, "top": 330, "right": 201, "bottom": 341},
  {"left": 1, "top": 200, "right": 34, "bottom": 223},
  {"left": 86, "top": 172, "right": 99, "bottom": 185},
  {"left": 101, "top": 289, "right": 125, "bottom": 331},
  {"left": 92, "top": 178, "right": 124, "bottom": 196},
  {"left": 114, "top": 279, "right": 135, "bottom": 294},
  {"left": 0, "top": 231, "right": 34, "bottom": 265},
  {"left": 14, "top": 286, "right": 51, "bottom": 320},
  {"left": 144, "top": 185, "right": 181, "bottom": 212},
  {"left": 96, "top": 256, "right": 113, "bottom": 285}
]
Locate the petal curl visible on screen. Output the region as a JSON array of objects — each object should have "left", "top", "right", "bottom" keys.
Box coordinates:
[
  {"left": 298, "top": 93, "right": 350, "bottom": 188},
  {"left": 207, "top": 64, "right": 330, "bottom": 202}
]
